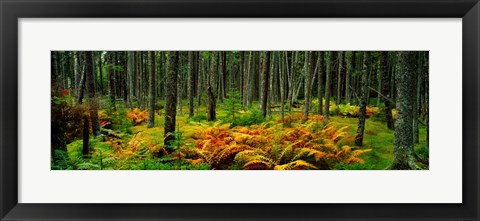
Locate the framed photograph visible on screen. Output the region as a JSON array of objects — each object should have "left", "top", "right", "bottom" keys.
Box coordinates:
[{"left": 1, "top": 0, "right": 478, "bottom": 220}]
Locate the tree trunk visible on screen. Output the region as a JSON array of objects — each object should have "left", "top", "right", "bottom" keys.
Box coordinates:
[
  {"left": 74, "top": 52, "right": 81, "bottom": 96},
  {"left": 127, "top": 51, "right": 135, "bottom": 110},
  {"left": 324, "top": 51, "right": 334, "bottom": 118},
  {"left": 147, "top": 51, "right": 156, "bottom": 128},
  {"left": 380, "top": 52, "right": 394, "bottom": 129},
  {"left": 107, "top": 52, "right": 116, "bottom": 109},
  {"left": 345, "top": 51, "right": 352, "bottom": 104},
  {"left": 355, "top": 52, "right": 371, "bottom": 146},
  {"left": 246, "top": 52, "right": 254, "bottom": 106},
  {"left": 85, "top": 51, "right": 100, "bottom": 136},
  {"left": 197, "top": 52, "right": 203, "bottom": 107},
  {"left": 413, "top": 53, "right": 422, "bottom": 144},
  {"left": 424, "top": 52, "right": 429, "bottom": 150},
  {"left": 207, "top": 52, "right": 218, "bottom": 121},
  {"left": 240, "top": 52, "right": 245, "bottom": 107},
  {"left": 279, "top": 52, "right": 285, "bottom": 127},
  {"left": 317, "top": 52, "right": 324, "bottom": 114},
  {"left": 177, "top": 53, "right": 184, "bottom": 116},
  {"left": 75, "top": 54, "right": 86, "bottom": 105},
  {"left": 260, "top": 51, "right": 271, "bottom": 117},
  {"left": 188, "top": 51, "right": 195, "bottom": 118},
  {"left": 336, "top": 51, "right": 343, "bottom": 105},
  {"left": 390, "top": 52, "right": 420, "bottom": 170},
  {"left": 303, "top": 51, "right": 313, "bottom": 122},
  {"left": 98, "top": 52, "right": 104, "bottom": 95},
  {"left": 164, "top": 51, "right": 179, "bottom": 153}
]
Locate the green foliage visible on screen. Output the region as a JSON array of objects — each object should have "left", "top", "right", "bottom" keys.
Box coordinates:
[
  {"left": 231, "top": 108, "right": 265, "bottom": 127},
  {"left": 223, "top": 90, "right": 242, "bottom": 122},
  {"left": 51, "top": 150, "right": 73, "bottom": 170},
  {"left": 415, "top": 145, "right": 429, "bottom": 161},
  {"left": 165, "top": 129, "right": 185, "bottom": 151},
  {"left": 131, "top": 158, "right": 211, "bottom": 170},
  {"left": 332, "top": 162, "right": 376, "bottom": 170},
  {"left": 189, "top": 113, "right": 208, "bottom": 122},
  {"left": 103, "top": 102, "right": 133, "bottom": 134}
]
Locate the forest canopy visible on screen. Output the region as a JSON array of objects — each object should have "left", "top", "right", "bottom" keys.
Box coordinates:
[{"left": 51, "top": 51, "right": 429, "bottom": 170}]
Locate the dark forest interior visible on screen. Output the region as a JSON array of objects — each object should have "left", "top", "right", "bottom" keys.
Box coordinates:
[{"left": 51, "top": 51, "right": 429, "bottom": 170}]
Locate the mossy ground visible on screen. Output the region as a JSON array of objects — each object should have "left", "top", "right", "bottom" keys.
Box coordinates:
[{"left": 57, "top": 99, "right": 428, "bottom": 170}]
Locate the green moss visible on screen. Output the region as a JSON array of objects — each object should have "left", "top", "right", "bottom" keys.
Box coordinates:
[{"left": 54, "top": 100, "right": 428, "bottom": 170}]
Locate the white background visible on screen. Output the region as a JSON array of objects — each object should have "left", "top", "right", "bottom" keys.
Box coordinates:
[{"left": 19, "top": 19, "right": 462, "bottom": 203}]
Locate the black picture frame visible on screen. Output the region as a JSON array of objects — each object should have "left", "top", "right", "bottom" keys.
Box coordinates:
[{"left": 1, "top": 0, "right": 479, "bottom": 220}]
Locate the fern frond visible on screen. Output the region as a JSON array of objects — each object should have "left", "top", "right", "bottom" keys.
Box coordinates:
[{"left": 274, "top": 160, "right": 317, "bottom": 170}]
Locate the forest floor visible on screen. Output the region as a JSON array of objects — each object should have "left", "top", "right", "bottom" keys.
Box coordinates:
[{"left": 54, "top": 99, "right": 428, "bottom": 170}]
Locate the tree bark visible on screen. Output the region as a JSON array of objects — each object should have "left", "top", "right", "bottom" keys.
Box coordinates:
[
  {"left": 147, "top": 51, "right": 156, "bottom": 128},
  {"left": 413, "top": 53, "right": 422, "bottom": 144},
  {"left": 260, "top": 51, "right": 271, "bottom": 117},
  {"left": 324, "top": 51, "right": 334, "bottom": 118},
  {"left": 176, "top": 53, "right": 183, "bottom": 115},
  {"left": 107, "top": 52, "right": 116, "bottom": 110},
  {"left": 424, "top": 52, "right": 429, "bottom": 150},
  {"left": 98, "top": 52, "right": 104, "bottom": 95},
  {"left": 127, "top": 51, "right": 135, "bottom": 110},
  {"left": 303, "top": 51, "right": 313, "bottom": 122},
  {"left": 355, "top": 52, "right": 371, "bottom": 146},
  {"left": 381, "top": 52, "right": 394, "bottom": 129},
  {"left": 85, "top": 51, "right": 100, "bottom": 136},
  {"left": 164, "top": 51, "right": 179, "bottom": 153},
  {"left": 317, "top": 52, "right": 324, "bottom": 114},
  {"left": 279, "top": 52, "right": 285, "bottom": 127},
  {"left": 75, "top": 53, "right": 86, "bottom": 105},
  {"left": 390, "top": 51, "right": 420, "bottom": 170},
  {"left": 207, "top": 52, "right": 218, "bottom": 121},
  {"left": 188, "top": 51, "right": 195, "bottom": 118},
  {"left": 345, "top": 51, "right": 353, "bottom": 104},
  {"left": 336, "top": 51, "right": 343, "bottom": 105}
]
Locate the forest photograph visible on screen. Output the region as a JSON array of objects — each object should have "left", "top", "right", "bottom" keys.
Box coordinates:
[{"left": 51, "top": 51, "right": 429, "bottom": 170}]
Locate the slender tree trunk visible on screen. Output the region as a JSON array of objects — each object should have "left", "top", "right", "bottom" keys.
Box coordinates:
[
  {"left": 375, "top": 61, "right": 381, "bottom": 107},
  {"left": 345, "top": 51, "right": 352, "bottom": 104},
  {"left": 197, "top": 53, "right": 203, "bottom": 107},
  {"left": 355, "top": 52, "right": 371, "bottom": 146},
  {"left": 85, "top": 51, "right": 100, "bottom": 136},
  {"left": 188, "top": 51, "right": 195, "bottom": 118},
  {"left": 240, "top": 52, "right": 245, "bottom": 107},
  {"left": 268, "top": 52, "right": 275, "bottom": 116},
  {"left": 389, "top": 51, "right": 420, "bottom": 169},
  {"left": 336, "top": 52, "right": 343, "bottom": 105},
  {"left": 136, "top": 52, "right": 142, "bottom": 108},
  {"left": 147, "top": 51, "right": 156, "bottom": 128},
  {"left": 279, "top": 52, "right": 285, "bottom": 127},
  {"left": 164, "top": 51, "right": 179, "bottom": 154},
  {"left": 324, "top": 51, "right": 334, "bottom": 118},
  {"left": 127, "top": 51, "right": 135, "bottom": 110},
  {"left": 260, "top": 51, "right": 271, "bottom": 117},
  {"left": 74, "top": 52, "right": 81, "bottom": 96},
  {"left": 381, "top": 52, "right": 394, "bottom": 129},
  {"left": 245, "top": 52, "right": 253, "bottom": 106},
  {"left": 75, "top": 54, "right": 86, "bottom": 105},
  {"left": 317, "top": 52, "right": 324, "bottom": 114},
  {"left": 207, "top": 52, "right": 217, "bottom": 121},
  {"left": 98, "top": 52, "right": 104, "bottom": 95},
  {"left": 107, "top": 52, "right": 116, "bottom": 109},
  {"left": 218, "top": 52, "right": 226, "bottom": 102},
  {"left": 424, "top": 52, "right": 429, "bottom": 150},
  {"left": 177, "top": 53, "right": 184, "bottom": 116},
  {"left": 413, "top": 53, "right": 422, "bottom": 143},
  {"left": 303, "top": 51, "right": 313, "bottom": 122}
]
